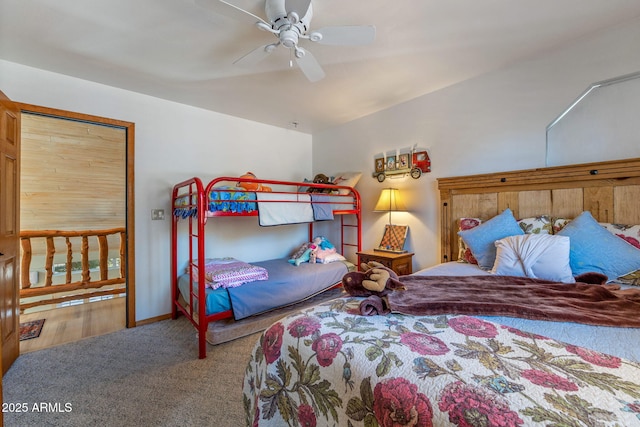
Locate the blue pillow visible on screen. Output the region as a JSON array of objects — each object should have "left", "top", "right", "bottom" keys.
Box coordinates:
[
  {"left": 457, "top": 208, "right": 524, "bottom": 269},
  {"left": 556, "top": 211, "right": 640, "bottom": 281}
]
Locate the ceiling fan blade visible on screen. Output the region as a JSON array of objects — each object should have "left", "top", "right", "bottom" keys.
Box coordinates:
[
  {"left": 233, "top": 44, "right": 277, "bottom": 67},
  {"left": 196, "top": 0, "right": 269, "bottom": 27},
  {"left": 285, "top": 0, "right": 311, "bottom": 17},
  {"left": 311, "top": 25, "right": 376, "bottom": 46},
  {"left": 295, "top": 48, "right": 325, "bottom": 82}
]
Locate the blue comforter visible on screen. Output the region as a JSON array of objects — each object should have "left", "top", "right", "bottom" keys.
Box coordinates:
[
  {"left": 178, "top": 258, "right": 352, "bottom": 320},
  {"left": 228, "top": 259, "right": 349, "bottom": 319},
  {"left": 173, "top": 186, "right": 256, "bottom": 218},
  {"left": 209, "top": 186, "right": 256, "bottom": 213}
]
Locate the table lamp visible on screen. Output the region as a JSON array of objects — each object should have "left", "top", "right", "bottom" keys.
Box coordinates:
[{"left": 373, "top": 188, "right": 408, "bottom": 252}]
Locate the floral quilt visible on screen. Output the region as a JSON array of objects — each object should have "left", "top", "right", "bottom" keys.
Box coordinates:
[{"left": 242, "top": 296, "right": 640, "bottom": 426}]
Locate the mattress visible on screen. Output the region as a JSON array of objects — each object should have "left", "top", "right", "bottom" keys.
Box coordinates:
[
  {"left": 415, "top": 262, "right": 640, "bottom": 361},
  {"left": 178, "top": 258, "right": 354, "bottom": 320}
]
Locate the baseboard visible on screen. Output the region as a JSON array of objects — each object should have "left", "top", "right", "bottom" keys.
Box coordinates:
[{"left": 135, "top": 312, "right": 172, "bottom": 327}]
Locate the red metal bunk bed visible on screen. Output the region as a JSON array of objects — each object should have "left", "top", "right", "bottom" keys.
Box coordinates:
[{"left": 171, "top": 175, "right": 362, "bottom": 358}]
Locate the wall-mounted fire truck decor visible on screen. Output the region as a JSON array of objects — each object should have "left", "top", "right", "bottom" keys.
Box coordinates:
[{"left": 373, "top": 149, "right": 431, "bottom": 182}]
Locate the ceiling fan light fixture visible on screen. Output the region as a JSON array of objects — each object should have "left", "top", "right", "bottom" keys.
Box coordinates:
[{"left": 280, "top": 29, "right": 299, "bottom": 48}]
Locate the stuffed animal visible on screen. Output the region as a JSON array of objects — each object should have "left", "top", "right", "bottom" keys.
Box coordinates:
[
  {"left": 237, "top": 172, "right": 272, "bottom": 192},
  {"left": 342, "top": 261, "right": 405, "bottom": 297},
  {"left": 289, "top": 237, "right": 338, "bottom": 266},
  {"left": 307, "top": 173, "right": 332, "bottom": 193},
  {"left": 313, "top": 236, "right": 334, "bottom": 250},
  {"left": 311, "top": 236, "right": 336, "bottom": 262},
  {"left": 288, "top": 242, "right": 311, "bottom": 266}
]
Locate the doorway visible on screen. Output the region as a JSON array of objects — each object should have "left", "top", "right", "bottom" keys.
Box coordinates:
[{"left": 17, "top": 104, "right": 135, "bottom": 343}]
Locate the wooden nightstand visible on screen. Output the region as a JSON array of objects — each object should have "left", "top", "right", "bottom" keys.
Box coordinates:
[{"left": 356, "top": 250, "right": 414, "bottom": 276}]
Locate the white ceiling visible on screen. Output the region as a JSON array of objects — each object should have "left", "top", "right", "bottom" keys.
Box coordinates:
[{"left": 2, "top": 0, "right": 640, "bottom": 134}]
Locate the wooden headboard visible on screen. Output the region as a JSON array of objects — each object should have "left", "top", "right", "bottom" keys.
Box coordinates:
[{"left": 437, "top": 158, "right": 640, "bottom": 263}]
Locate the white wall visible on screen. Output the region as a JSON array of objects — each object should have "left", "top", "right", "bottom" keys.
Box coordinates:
[
  {"left": 0, "top": 59, "right": 312, "bottom": 321},
  {"left": 313, "top": 18, "right": 640, "bottom": 272},
  {"left": 4, "top": 16, "right": 640, "bottom": 321}
]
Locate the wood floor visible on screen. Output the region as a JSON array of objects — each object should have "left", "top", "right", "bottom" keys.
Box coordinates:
[{"left": 19, "top": 296, "right": 126, "bottom": 354}]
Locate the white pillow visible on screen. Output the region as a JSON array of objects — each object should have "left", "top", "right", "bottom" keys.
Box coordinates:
[
  {"left": 491, "top": 234, "right": 575, "bottom": 283},
  {"left": 330, "top": 172, "right": 362, "bottom": 195},
  {"left": 320, "top": 253, "right": 347, "bottom": 264}
]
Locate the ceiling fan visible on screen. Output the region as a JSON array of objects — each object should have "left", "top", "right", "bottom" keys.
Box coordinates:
[{"left": 197, "top": 0, "right": 376, "bottom": 82}]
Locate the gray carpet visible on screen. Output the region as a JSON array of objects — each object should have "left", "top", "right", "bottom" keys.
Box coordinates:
[{"left": 3, "top": 316, "right": 259, "bottom": 427}]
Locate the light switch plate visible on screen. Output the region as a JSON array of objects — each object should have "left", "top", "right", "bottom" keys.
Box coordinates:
[{"left": 151, "top": 209, "right": 165, "bottom": 220}]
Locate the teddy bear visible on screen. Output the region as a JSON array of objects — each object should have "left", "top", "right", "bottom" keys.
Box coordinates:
[
  {"left": 342, "top": 261, "right": 405, "bottom": 297},
  {"left": 237, "top": 172, "right": 272, "bottom": 192},
  {"left": 306, "top": 173, "right": 332, "bottom": 193}
]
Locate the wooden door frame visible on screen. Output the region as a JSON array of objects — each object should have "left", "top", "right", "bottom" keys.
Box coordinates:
[
  {"left": 17, "top": 103, "right": 136, "bottom": 327},
  {"left": 1, "top": 91, "right": 21, "bottom": 387}
]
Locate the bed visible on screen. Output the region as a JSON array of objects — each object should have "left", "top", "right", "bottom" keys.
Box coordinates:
[
  {"left": 171, "top": 174, "right": 362, "bottom": 358},
  {"left": 242, "top": 158, "right": 640, "bottom": 426}
]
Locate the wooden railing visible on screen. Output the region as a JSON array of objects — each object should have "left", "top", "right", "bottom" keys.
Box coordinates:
[{"left": 19, "top": 228, "right": 126, "bottom": 311}]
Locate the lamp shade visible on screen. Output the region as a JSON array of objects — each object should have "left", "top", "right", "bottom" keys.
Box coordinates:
[{"left": 373, "top": 188, "right": 407, "bottom": 212}]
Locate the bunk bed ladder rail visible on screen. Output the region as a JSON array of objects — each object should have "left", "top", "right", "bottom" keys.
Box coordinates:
[
  {"left": 304, "top": 187, "right": 362, "bottom": 259},
  {"left": 171, "top": 177, "right": 209, "bottom": 358},
  {"left": 340, "top": 211, "right": 362, "bottom": 257},
  {"left": 341, "top": 188, "right": 362, "bottom": 257}
]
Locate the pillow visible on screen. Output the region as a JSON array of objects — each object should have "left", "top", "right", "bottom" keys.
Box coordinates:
[
  {"left": 491, "top": 234, "right": 575, "bottom": 283},
  {"left": 517, "top": 215, "right": 553, "bottom": 235},
  {"left": 457, "top": 215, "right": 552, "bottom": 264},
  {"left": 319, "top": 253, "right": 347, "bottom": 264},
  {"left": 457, "top": 218, "right": 481, "bottom": 264},
  {"left": 556, "top": 211, "right": 640, "bottom": 281},
  {"left": 190, "top": 257, "right": 269, "bottom": 289},
  {"left": 297, "top": 178, "right": 313, "bottom": 193},
  {"left": 618, "top": 269, "right": 640, "bottom": 286},
  {"left": 600, "top": 223, "right": 640, "bottom": 249},
  {"left": 457, "top": 208, "right": 524, "bottom": 269},
  {"left": 599, "top": 223, "right": 640, "bottom": 285},
  {"left": 552, "top": 217, "right": 571, "bottom": 234},
  {"left": 330, "top": 172, "right": 362, "bottom": 195}
]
